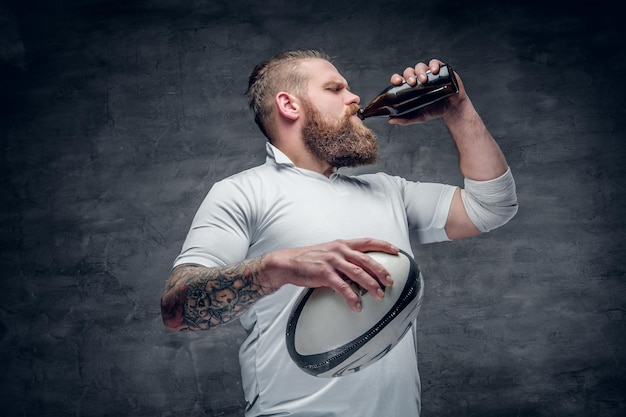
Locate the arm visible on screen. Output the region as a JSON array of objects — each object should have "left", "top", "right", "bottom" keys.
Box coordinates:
[
  {"left": 161, "top": 238, "right": 399, "bottom": 332},
  {"left": 389, "top": 60, "right": 517, "bottom": 240},
  {"left": 161, "top": 256, "right": 269, "bottom": 332}
]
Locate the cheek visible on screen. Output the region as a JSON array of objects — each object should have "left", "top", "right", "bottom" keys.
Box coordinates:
[{"left": 313, "top": 99, "right": 344, "bottom": 121}]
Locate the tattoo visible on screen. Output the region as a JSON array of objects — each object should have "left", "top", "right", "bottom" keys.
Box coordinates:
[{"left": 161, "top": 256, "right": 269, "bottom": 332}]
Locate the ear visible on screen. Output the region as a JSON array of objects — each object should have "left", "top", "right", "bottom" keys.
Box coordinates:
[{"left": 275, "top": 92, "right": 300, "bottom": 121}]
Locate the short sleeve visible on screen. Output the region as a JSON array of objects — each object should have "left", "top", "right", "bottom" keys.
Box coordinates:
[
  {"left": 173, "top": 179, "right": 253, "bottom": 268},
  {"left": 401, "top": 179, "right": 457, "bottom": 244}
]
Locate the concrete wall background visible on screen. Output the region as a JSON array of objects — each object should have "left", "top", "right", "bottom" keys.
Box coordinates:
[{"left": 1, "top": 0, "right": 624, "bottom": 416}]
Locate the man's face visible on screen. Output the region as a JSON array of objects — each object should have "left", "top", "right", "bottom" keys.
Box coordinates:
[{"left": 299, "top": 59, "right": 379, "bottom": 168}]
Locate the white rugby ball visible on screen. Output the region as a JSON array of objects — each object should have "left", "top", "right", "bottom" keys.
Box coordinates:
[{"left": 285, "top": 250, "right": 423, "bottom": 378}]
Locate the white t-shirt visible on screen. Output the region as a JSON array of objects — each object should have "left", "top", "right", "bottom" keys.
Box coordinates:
[{"left": 175, "top": 143, "right": 457, "bottom": 416}]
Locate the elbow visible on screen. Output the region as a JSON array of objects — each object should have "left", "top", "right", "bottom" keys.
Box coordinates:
[
  {"left": 160, "top": 283, "right": 224, "bottom": 332},
  {"left": 487, "top": 201, "right": 518, "bottom": 231},
  {"left": 503, "top": 199, "right": 519, "bottom": 225},
  {"left": 160, "top": 288, "right": 187, "bottom": 332},
  {"left": 461, "top": 167, "right": 518, "bottom": 233},
  {"left": 464, "top": 195, "right": 519, "bottom": 233}
]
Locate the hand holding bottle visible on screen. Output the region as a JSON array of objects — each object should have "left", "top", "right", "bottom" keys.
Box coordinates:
[{"left": 385, "top": 59, "right": 466, "bottom": 125}]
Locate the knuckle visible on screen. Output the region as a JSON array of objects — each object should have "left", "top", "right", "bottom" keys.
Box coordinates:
[
  {"left": 356, "top": 250, "right": 374, "bottom": 266},
  {"left": 331, "top": 239, "right": 348, "bottom": 249},
  {"left": 315, "top": 263, "right": 334, "bottom": 279},
  {"left": 335, "top": 281, "right": 358, "bottom": 300},
  {"left": 321, "top": 251, "right": 340, "bottom": 266},
  {"left": 336, "top": 280, "right": 350, "bottom": 292},
  {"left": 348, "top": 264, "right": 362, "bottom": 277}
]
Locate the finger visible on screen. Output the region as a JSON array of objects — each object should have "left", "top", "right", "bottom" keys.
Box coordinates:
[
  {"left": 326, "top": 273, "right": 363, "bottom": 312},
  {"left": 416, "top": 69, "right": 430, "bottom": 84},
  {"left": 295, "top": 252, "right": 364, "bottom": 312},
  {"left": 335, "top": 256, "right": 386, "bottom": 300},
  {"left": 348, "top": 250, "right": 395, "bottom": 288},
  {"left": 341, "top": 237, "right": 399, "bottom": 255},
  {"left": 402, "top": 66, "right": 417, "bottom": 86},
  {"left": 390, "top": 73, "right": 405, "bottom": 85},
  {"left": 327, "top": 242, "right": 393, "bottom": 287},
  {"left": 428, "top": 59, "right": 445, "bottom": 73},
  {"left": 340, "top": 238, "right": 397, "bottom": 286},
  {"left": 388, "top": 112, "right": 429, "bottom": 126},
  {"left": 406, "top": 63, "right": 429, "bottom": 85},
  {"left": 388, "top": 117, "right": 412, "bottom": 126},
  {"left": 324, "top": 240, "right": 393, "bottom": 296}
]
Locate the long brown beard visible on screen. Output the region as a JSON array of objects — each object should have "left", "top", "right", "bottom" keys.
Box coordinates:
[{"left": 301, "top": 99, "right": 379, "bottom": 169}]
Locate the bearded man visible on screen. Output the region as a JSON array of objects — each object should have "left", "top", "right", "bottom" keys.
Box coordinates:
[{"left": 161, "top": 50, "right": 518, "bottom": 416}]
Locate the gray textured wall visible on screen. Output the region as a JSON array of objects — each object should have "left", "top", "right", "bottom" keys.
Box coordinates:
[{"left": 1, "top": 0, "right": 624, "bottom": 416}]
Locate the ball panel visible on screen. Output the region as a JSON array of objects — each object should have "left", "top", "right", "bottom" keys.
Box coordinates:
[
  {"left": 293, "top": 252, "right": 412, "bottom": 355},
  {"left": 285, "top": 250, "right": 422, "bottom": 377}
]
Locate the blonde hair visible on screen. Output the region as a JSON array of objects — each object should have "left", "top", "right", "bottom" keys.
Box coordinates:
[{"left": 246, "top": 50, "right": 331, "bottom": 141}]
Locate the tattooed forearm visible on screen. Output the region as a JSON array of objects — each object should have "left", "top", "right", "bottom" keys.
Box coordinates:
[{"left": 161, "top": 255, "right": 270, "bottom": 332}]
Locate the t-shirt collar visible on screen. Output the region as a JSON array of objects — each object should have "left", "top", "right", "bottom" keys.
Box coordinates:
[
  {"left": 265, "top": 142, "right": 296, "bottom": 167},
  {"left": 265, "top": 142, "right": 339, "bottom": 180}
]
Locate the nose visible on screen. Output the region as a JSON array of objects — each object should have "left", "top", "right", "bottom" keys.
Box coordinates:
[{"left": 346, "top": 90, "right": 360, "bottom": 105}]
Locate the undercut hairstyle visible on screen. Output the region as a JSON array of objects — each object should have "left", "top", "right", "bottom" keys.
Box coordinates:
[{"left": 246, "top": 50, "right": 332, "bottom": 141}]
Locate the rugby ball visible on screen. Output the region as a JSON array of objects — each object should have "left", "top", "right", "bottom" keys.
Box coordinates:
[{"left": 285, "top": 250, "right": 423, "bottom": 378}]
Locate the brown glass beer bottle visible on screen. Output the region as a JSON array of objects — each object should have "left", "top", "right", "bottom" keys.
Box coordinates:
[{"left": 358, "top": 64, "right": 459, "bottom": 119}]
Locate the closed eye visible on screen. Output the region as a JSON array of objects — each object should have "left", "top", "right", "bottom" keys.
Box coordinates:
[{"left": 324, "top": 81, "right": 350, "bottom": 93}]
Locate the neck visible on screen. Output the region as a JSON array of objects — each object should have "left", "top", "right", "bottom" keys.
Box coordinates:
[
  {"left": 272, "top": 121, "right": 337, "bottom": 177},
  {"left": 271, "top": 139, "right": 335, "bottom": 177},
  {"left": 286, "top": 146, "right": 336, "bottom": 177}
]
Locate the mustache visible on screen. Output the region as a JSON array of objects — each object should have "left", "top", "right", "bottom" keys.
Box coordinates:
[{"left": 346, "top": 103, "right": 363, "bottom": 118}]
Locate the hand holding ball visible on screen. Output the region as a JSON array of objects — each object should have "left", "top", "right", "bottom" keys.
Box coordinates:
[{"left": 285, "top": 250, "right": 423, "bottom": 377}]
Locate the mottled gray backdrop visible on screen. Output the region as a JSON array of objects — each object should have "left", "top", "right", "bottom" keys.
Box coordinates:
[{"left": 1, "top": 0, "right": 624, "bottom": 416}]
